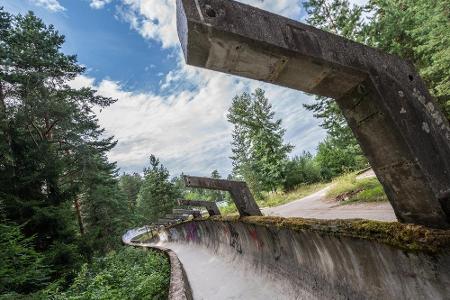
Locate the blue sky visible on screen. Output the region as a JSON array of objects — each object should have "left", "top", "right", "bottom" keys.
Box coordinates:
[{"left": 4, "top": 0, "right": 333, "bottom": 177}]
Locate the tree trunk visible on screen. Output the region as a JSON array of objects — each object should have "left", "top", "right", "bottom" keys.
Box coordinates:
[{"left": 74, "top": 197, "right": 84, "bottom": 235}]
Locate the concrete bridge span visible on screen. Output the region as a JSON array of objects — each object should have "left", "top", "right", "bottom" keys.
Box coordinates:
[{"left": 132, "top": 217, "right": 450, "bottom": 300}]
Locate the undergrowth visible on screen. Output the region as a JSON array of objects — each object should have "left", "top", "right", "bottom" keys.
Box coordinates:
[
  {"left": 327, "top": 173, "right": 388, "bottom": 204},
  {"left": 17, "top": 247, "right": 171, "bottom": 300}
]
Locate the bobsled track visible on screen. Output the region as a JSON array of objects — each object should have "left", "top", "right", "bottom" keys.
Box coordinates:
[
  {"left": 123, "top": 216, "right": 450, "bottom": 300},
  {"left": 121, "top": 0, "right": 450, "bottom": 297}
]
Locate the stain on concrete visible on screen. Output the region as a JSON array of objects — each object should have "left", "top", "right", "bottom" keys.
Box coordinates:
[{"left": 154, "top": 217, "right": 450, "bottom": 299}]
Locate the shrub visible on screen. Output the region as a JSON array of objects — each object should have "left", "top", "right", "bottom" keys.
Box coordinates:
[{"left": 55, "top": 247, "right": 170, "bottom": 300}]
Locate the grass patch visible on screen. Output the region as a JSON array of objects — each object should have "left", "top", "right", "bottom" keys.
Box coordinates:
[
  {"left": 327, "top": 173, "right": 388, "bottom": 204},
  {"left": 219, "top": 201, "right": 239, "bottom": 216},
  {"left": 219, "top": 182, "right": 328, "bottom": 216},
  {"left": 259, "top": 182, "right": 328, "bottom": 208}
]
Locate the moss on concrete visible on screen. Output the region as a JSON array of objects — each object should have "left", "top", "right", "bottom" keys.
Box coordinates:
[{"left": 189, "top": 216, "right": 450, "bottom": 254}]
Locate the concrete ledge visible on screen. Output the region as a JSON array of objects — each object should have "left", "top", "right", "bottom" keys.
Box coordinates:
[
  {"left": 152, "top": 246, "right": 194, "bottom": 300},
  {"left": 126, "top": 241, "right": 193, "bottom": 300},
  {"left": 155, "top": 217, "right": 450, "bottom": 299},
  {"left": 214, "top": 216, "right": 450, "bottom": 253}
]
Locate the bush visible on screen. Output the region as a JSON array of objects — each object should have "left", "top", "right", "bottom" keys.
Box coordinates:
[
  {"left": 0, "top": 223, "right": 50, "bottom": 295},
  {"left": 283, "top": 152, "right": 322, "bottom": 191},
  {"left": 316, "top": 138, "right": 367, "bottom": 180},
  {"left": 54, "top": 247, "right": 170, "bottom": 300}
]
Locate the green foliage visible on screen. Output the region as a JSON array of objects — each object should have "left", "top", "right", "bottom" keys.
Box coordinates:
[
  {"left": 366, "top": 0, "right": 450, "bottom": 119},
  {"left": 218, "top": 202, "right": 239, "bottom": 216},
  {"left": 315, "top": 137, "right": 367, "bottom": 180},
  {"left": 326, "top": 172, "right": 388, "bottom": 204},
  {"left": 260, "top": 182, "right": 328, "bottom": 208},
  {"left": 137, "top": 155, "right": 181, "bottom": 222},
  {"left": 118, "top": 173, "right": 142, "bottom": 213},
  {"left": 80, "top": 156, "right": 131, "bottom": 255},
  {"left": 0, "top": 8, "right": 130, "bottom": 293},
  {"left": 283, "top": 151, "right": 322, "bottom": 191},
  {"left": 0, "top": 222, "right": 50, "bottom": 295},
  {"left": 54, "top": 247, "right": 169, "bottom": 300},
  {"left": 219, "top": 182, "right": 327, "bottom": 215},
  {"left": 227, "top": 88, "right": 293, "bottom": 195},
  {"left": 303, "top": 0, "right": 368, "bottom": 166},
  {"left": 303, "top": 0, "right": 450, "bottom": 148}
]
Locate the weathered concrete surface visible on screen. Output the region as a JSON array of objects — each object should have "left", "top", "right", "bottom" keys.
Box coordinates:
[
  {"left": 176, "top": 0, "right": 450, "bottom": 228},
  {"left": 150, "top": 217, "right": 450, "bottom": 299},
  {"left": 184, "top": 175, "right": 262, "bottom": 216},
  {"left": 122, "top": 229, "right": 193, "bottom": 300},
  {"left": 178, "top": 199, "right": 221, "bottom": 216},
  {"left": 152, "top": 246, "right": 193, "bottom": 300},
  {"left": 263, "top": 184, "right": 397, "bottom": 221}
]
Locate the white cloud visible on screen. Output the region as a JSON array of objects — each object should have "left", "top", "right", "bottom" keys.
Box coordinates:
[
  {"left": 69, "top": 0, "right": 329, "bottom": 176},
  {"left": 118, "top": 0, "right": 303, "bottom": 49},
  {"left": 90, "top": 0, "right": 112, "bottom": 9},
  {"left": 71, "top": 0, "right": 327, "bottom": 176},
  {"left": 70, "top": 64, "right": 325, "bottom": 176},
  {"left": 31, "top": 0, "right": 65, "bottom": 12}
]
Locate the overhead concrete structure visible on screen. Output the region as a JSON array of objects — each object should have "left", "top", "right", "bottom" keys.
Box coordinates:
[
  {"left": 184, "top": 175, "right": 262, "bottom": 216},
  {"left": 178, "top": 198, "right": 221, "bottom": 216},
  {"left": 176, "top": 0, "right": 450, "bottom": 228}
]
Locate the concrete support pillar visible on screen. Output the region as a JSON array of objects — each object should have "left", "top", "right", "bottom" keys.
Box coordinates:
[
  {"left": 177, "top": 0, "right": 450, "bottom": 228},
  {"left": 178, "top": 199, "right": 221, "bottom": 216},
  {"left": 183, "top": 175, "right": 262, "bottom": 216}
]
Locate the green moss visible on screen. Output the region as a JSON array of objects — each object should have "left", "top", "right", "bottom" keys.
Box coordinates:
[{"left": 187, "top": 216, "right": 450, "bottom": 254}]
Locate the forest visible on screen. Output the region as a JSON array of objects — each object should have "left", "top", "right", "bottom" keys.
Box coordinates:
[{"left": 1, "top": 0, "right": 448, "bottom": 298}]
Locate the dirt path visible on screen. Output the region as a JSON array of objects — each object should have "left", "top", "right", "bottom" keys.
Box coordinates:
[{"left": 263, "top": 170, "right": 397, "bottom": 222}]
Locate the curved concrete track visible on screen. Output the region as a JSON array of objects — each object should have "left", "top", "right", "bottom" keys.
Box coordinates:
[
  {"left": 124, "top": 171, "right": 449, "bottom": 299},
  {"left": 143, "top": 241, "right": 294, "bottom": 300},
  {"left": 126, "top": 218, "right": 450, "bottom": 300}
]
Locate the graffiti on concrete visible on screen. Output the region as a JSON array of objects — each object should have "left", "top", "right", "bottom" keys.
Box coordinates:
[
  {"left": 186, "top": 222, "right": 199, "bottom": 242},
  {"left": 249, "top": 228, "right": 264, "bottom": 250},
  {"left": 229, "top": 226, "right": 242, "bottom": 254},
  {"left": 169, "top": 228, "right": 180, "bottom": 241}
]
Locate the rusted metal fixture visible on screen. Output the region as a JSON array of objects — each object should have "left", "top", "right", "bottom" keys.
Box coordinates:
[
  {"left": 176, "top": 0, "right": 450, "bottom": 228},
  {"left": 178, "top": 198, "right": 221, "bottom": 216},
  {"left": 183, "top": 175, "right": 262, "bottom": 216}
]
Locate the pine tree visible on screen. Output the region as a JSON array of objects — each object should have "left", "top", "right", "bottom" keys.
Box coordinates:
[
  {"left": 302, "top": 0, "right": 366, "bottom": 161},
  {"left": 119, "top": 172, "right": 143, "bottom": 213},
  {"left": 227, "top": 88, "right": 293, "bottom": 194},
  {"left": 303, "top": 0, "right": 450, "bottom": 135},
  {"left": 79, "top": 156, "right": 130, "bottom": 255},
  {"left": 0, "top": 9, "right": 118, "bottom": 279},
  {"left": 365, "top": 0, "right": 450, "bottom": 119},
  {"left": 136, "top": 155, "right": 181, "bottom": 222}
]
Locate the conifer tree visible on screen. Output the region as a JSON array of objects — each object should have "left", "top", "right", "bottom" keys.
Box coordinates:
[
  {"left": 227, "top": 88, "right": 293, "bottom": 194},
  {"left": 0, "top": 9, "right": 122, "bottom": 279},
  {"left": 137, "top": 155, "right": 180, "bottom": 222}
]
